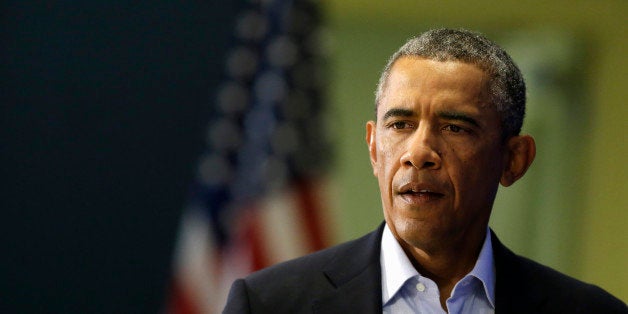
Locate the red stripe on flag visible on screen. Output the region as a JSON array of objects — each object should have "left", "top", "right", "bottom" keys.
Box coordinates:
[
  {"left": 295, "top": 179, "right": 327, "bottom": 251},
  {"left": 166, "top": 279, "right": 200, "bottom": 314},
  {"left": 241, "top": 208, "right": 269, "bottom": 271}
]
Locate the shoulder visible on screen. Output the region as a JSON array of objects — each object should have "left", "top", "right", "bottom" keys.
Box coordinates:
[
  {"left": 223, "top": 224, "right": 384, "bottom": 313},
  {"left": 521, "top": 254, "right": 625, "bottom": 310},
  {"left": 492, "top": 232, "right": 627, "bottom": 313},
  {"left": 246, "top": 225, "right": 381, "bottom": 284}
]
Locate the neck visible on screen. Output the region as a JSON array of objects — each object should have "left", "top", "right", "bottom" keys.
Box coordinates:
[{"left": 398, "top": 227, "right": 487, "bottom": 310}]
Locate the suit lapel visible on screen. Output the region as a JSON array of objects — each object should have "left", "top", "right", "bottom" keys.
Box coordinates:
[
  {"left": 312, "top": 223, "right": 385, "bottom": 314},
  {"left": 492, "top": 230, "right": 548, "bottom": 313}
]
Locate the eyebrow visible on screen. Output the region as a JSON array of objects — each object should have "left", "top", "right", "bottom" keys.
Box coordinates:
[
  {"left": 437, "top": 111, "right": 481, "bottom": 128},
  {"left": 382, "top": 108, "right": 415, "bottom": 121}
]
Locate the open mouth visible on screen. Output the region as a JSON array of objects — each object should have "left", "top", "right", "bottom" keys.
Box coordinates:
[{"left": 398, "top": 186, "right": 444, "bottom": 203}]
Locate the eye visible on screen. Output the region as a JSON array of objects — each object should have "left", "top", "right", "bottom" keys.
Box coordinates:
[
  {"left": 443, "top": 124, "right": 464, "bottom": 133},
  {"left": 389, "top": 121, "right": 414, "bottom": 130}
]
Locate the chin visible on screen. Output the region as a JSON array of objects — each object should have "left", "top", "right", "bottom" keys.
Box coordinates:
[
  {"left": 394, "top": 218, "right": 440, "bottom": 249},
  {"left": 395, "top": 219, "right": 432, "bottom": 246}
]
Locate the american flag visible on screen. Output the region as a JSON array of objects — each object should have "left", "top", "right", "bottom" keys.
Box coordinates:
[{"left": 167, "top": 0, "right": 332, "bottom": 313}]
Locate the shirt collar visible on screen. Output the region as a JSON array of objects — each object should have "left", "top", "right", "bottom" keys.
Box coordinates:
[
  {"left": 380, "top": 224, "right": 418, "bottom": 304},
  {"left": 380, "top": 224, "right": 495, "bottom": 307},
  {"left": 467, "top": 226, "right": 496, "bottom": 307}
]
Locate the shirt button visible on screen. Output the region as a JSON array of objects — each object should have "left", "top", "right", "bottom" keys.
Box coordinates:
[{"left": 416, "top": 282, "right": 426, "bottom": 292}]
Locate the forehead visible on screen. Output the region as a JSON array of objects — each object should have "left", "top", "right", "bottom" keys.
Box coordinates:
[
  {"left": 378, "top": 57, "right": 492, "bottom": 116},
  {"left": 387, "top": 57, "right": 488, "bottom": 94}
]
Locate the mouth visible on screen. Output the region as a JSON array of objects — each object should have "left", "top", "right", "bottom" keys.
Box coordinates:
[{"left": 397, "top": 184, "right": 445, "bottom": 203}]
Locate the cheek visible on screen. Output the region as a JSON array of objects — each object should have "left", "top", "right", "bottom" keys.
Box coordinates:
[
  {"left": 377, "top": 132, "right": 402, "bottom": 163},
  {"left": 375, "top": 138, "right": 400, "bottom": 201},
  {"left": 378, "top": 143, "right": 401, "bottom": 183},
  {"left": 448, "top": 140, "right": 501, "bottom": 169},
  {"left": 448, "top": 146, "right": 503, "bottom": 199},
  {"left": 378, "top": 136, "right": 395, "bottom": 157}
]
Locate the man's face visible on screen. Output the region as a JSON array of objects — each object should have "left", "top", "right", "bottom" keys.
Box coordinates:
[{"left": 366, "top": 57, "right": 507, "bottom": 253}]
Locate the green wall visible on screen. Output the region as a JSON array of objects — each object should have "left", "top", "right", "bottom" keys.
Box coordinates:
[{"left": 323, "top": 0, "right": 627, "bottom": 301}]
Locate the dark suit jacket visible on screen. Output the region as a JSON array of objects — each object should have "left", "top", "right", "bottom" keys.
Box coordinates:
[{"left": 223, "top": 223, "right": 627, "bottom": 313}]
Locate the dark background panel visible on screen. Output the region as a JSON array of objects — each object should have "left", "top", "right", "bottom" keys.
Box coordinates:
[{"left": 1, "top": 1, "right": 240, "bottom": 312}]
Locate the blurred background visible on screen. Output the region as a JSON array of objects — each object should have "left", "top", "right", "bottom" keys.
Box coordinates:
[{"left": 2, "top": 0, "right": 626, "bottom": 312}]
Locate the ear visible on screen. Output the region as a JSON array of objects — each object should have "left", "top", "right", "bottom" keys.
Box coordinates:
[
  {"left": 500, "top": 135, "right": 536, "bottom": 187},
  {"left": 366, "top": 121, "right": 378, "bottom": 176}
]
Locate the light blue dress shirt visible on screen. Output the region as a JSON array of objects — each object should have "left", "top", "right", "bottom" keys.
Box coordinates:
[{"left": 381, "top": 224, "right": 495, "bottom": 314}]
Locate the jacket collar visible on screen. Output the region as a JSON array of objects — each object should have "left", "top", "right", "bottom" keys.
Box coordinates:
[
  {"left": 312, "top": 223, "right": 385, "bottom": 314},
  {"left": 491, "top": 229, "right": 548, "bottom": 312}
]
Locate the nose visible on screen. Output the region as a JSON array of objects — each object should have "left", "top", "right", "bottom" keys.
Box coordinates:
[{"left": 399, "top": 127, "right": 441, "bottom": 170}]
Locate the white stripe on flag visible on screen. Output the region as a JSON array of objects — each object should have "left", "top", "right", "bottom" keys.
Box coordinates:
[
  {"left": 172, "top": 207, "right": 214, "bottom": 313},
  {"left": 260, "top": 188, "right": 310, "bottom": 265}
]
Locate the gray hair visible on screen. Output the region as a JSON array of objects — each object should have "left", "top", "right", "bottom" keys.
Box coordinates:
[{"left": 375, "top": 28, "right": 526, "bottom": 138}]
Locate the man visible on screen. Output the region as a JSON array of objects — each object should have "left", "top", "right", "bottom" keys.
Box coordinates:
[{"left": 223, "top": 29, "right": 627, "bottom": 313}]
